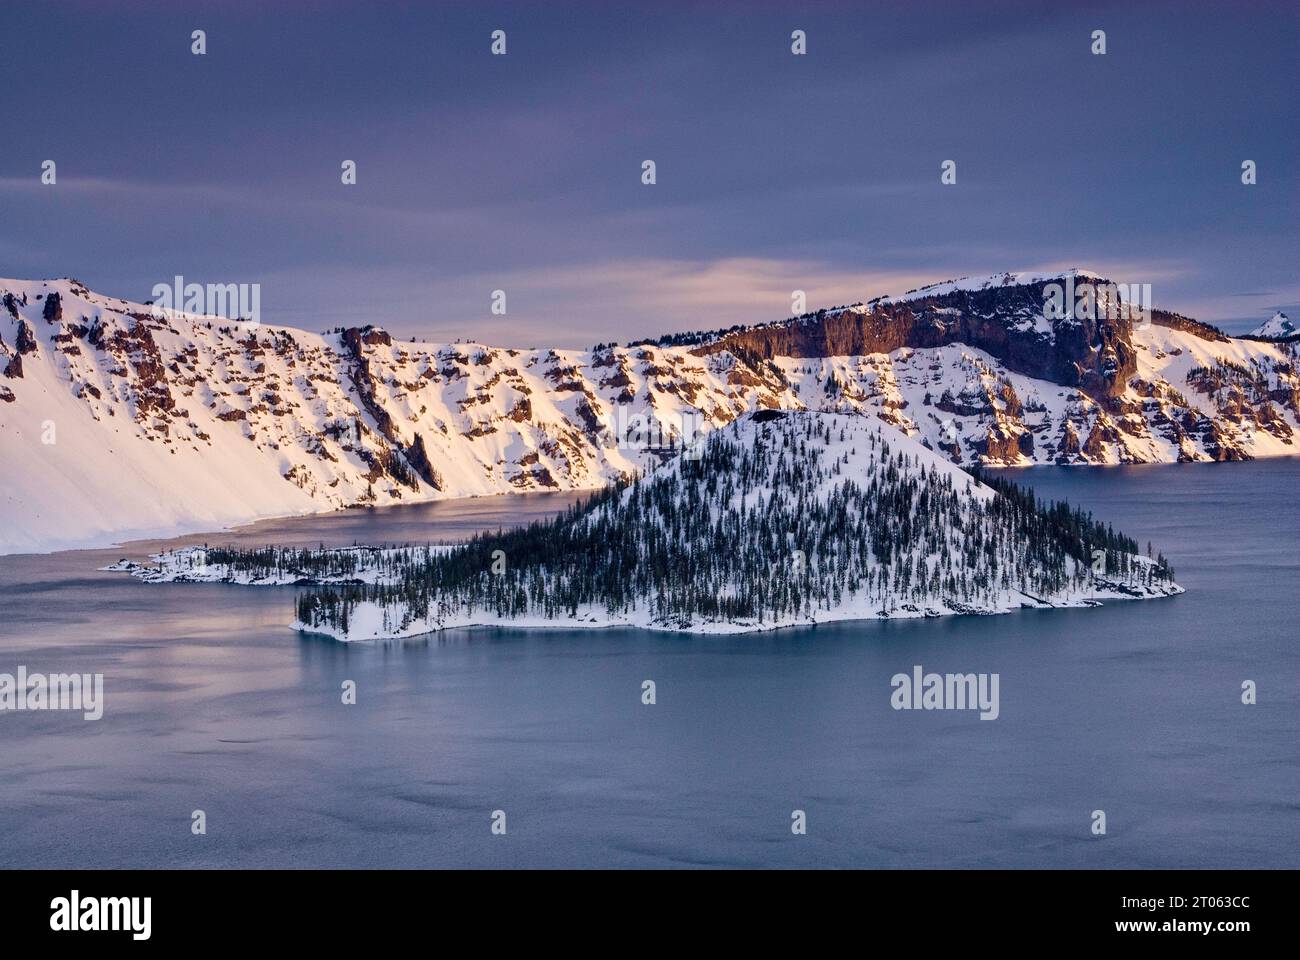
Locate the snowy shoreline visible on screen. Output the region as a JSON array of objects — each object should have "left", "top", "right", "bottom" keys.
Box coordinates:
[{"left": 288, "top": 581, "right": 1185, "bottom": 643}]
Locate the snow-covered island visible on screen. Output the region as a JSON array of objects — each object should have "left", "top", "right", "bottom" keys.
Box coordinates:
[{"left": 108, "top": 412, "right": 1183, "bottom": 641}]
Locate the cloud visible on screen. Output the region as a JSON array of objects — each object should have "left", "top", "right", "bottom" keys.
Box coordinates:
[
  {"left": 260, "top": 256, "right": 1147, "bottom": 348},
  {"left": 253, "top": 257, "right": 893, "bottom": 347}
]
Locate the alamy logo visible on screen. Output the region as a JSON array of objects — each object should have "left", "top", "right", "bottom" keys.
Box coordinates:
[
  {"left": 149, "top": 274, "right": 261, "bottom": 328},
  {"left": 607, "top": 406, "right": 707, "bottom": 460},
  {"left": 50, "top": 891, "right": 151, "bottom": 940},
  {"left": 0, "top": 666, "right": 103, "bottom": 720},
  {"left": 891, "top": 665, "right": 999, "bottom": 720},
  {"left": 1043, "top": 276, "right": 1150, "bottom": 326}
]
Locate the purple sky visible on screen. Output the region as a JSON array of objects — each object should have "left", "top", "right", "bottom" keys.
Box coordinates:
[{"left": 1, "top": 0, "right": 1296, "bottom": 345}]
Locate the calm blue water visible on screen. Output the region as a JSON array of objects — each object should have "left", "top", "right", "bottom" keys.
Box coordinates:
[{"left": 0, "top": 464, "right": 1295, "bottom": 868}]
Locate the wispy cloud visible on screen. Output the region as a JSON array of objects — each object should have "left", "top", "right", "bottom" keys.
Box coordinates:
[
  {"left": 253, "top": 256, "right": 916, "bottom": 347},
  {"left": 254, "top": 254, "right": 1204, "bottom": 349}
]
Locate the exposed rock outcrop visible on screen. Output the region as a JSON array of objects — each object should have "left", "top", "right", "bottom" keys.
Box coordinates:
[{"left": 699, "top": 274, "right": 1139, "bottom": 400}]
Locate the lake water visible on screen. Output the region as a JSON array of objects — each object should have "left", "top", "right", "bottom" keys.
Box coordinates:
[{"left": 0, "top": 464, "right": 1295, "bottom": 868}]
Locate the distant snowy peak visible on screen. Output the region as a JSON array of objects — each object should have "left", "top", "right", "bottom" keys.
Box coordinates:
[{"left": 1250, "top": 311, "right": 1296, "bottom": 339}]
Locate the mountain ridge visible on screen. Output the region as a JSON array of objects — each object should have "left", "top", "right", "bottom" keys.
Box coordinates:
[{"left": 2, "top": 272, "right": 1297, "bottom": 553}]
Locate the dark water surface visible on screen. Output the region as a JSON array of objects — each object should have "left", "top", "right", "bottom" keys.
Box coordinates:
[{"left": 0, "top": 465, "right": 1295, "bottom": 868}]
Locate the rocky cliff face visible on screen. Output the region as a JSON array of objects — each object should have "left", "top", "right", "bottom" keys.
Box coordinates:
[
  {"left": 772, "top": 324, "right": 1297, "bottom": 467},
  {"left": 699, "top": 272, "right": 1140, "bottom": 399},
  {"left": 680, "top": 271, "right": 1298, "bottom": 468}
]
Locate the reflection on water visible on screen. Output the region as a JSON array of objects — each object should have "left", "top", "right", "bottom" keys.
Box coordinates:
[
  {"left": 0, "top": 468, "right": 1295, "bottom": 868},
  {"left": 138, "top": 489, "right": 592, "bottom": 554}
]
